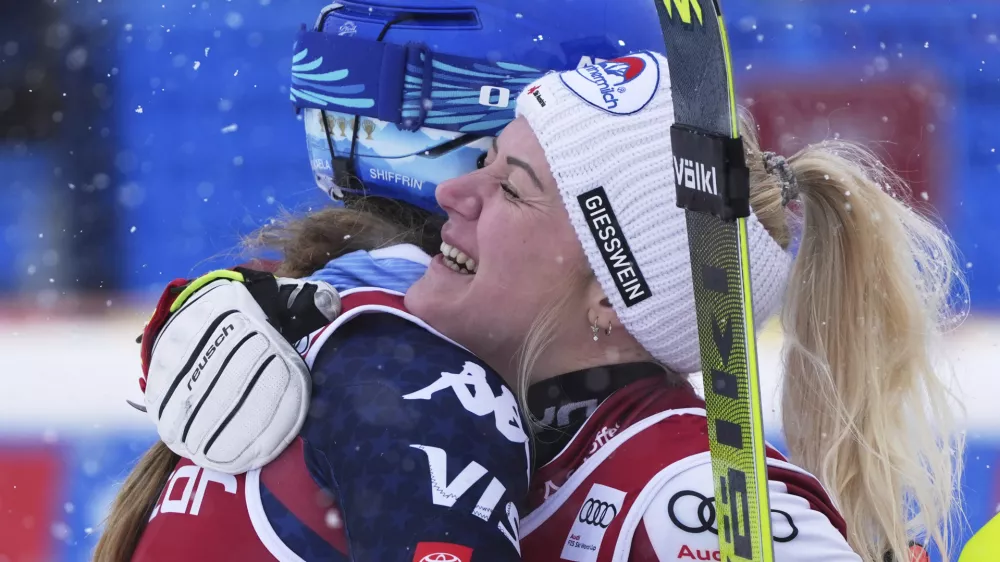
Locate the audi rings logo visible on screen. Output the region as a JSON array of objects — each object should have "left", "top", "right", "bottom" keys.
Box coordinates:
[
  {"left": 578, "top": 498, "right": 618, "bottom": 528},
  {"left": 667, "top": 490, "right": 798, "bottom": 542}
]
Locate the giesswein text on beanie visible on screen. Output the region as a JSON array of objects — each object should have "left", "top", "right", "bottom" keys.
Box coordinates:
[{"left": 515, "top": 51, "right": 791, "bottom": 374}]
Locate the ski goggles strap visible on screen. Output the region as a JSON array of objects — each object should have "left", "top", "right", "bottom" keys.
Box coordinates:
[{"left": 289, "top": 29, "right": 546, "bottom": 136}]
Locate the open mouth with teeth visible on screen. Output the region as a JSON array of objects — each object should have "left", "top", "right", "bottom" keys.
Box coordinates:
[{"left": 440, "top": 242, "right": 477, "bottom": 274}]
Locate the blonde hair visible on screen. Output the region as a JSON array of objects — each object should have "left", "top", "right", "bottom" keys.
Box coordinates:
[
  {"left": 741, "top": 110, "right": 965, "bottom": 562},
  {"left": 514, "top": 263, "right": 594, "bottom": 415},
  {"left": 515, "top": 110, "right": 966, "bottom": 562},
  {"left": 93, "top": 443, "right": 178, "bottom": 561},
  {"left": 95, "top": 201, "right": 440, "bottom": 561}
]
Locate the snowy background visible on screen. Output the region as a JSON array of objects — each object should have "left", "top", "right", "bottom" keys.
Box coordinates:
[{"left": 1, "top": 1, "right": 998, "bottom": 560}]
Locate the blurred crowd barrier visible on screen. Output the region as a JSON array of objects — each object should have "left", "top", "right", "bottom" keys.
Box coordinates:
[{"left": 1, "top": 0, "right": 998, "bottom": 560}]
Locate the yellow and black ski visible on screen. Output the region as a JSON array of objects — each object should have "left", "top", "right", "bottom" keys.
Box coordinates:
[{"left": 653, "top": 1, "right": 774, "bottom": 561}]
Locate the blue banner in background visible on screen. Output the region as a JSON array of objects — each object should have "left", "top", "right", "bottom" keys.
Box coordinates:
[{"left": 1, "top": 0, "right": 994, "bottom": 305}]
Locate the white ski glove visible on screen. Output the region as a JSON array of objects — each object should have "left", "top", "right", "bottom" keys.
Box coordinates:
[{"left": 136, "top": 268, "right": 339, "bottom": 474}]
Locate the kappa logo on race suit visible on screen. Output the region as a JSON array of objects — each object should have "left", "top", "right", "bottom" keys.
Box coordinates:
[
  {"left": 405, "top": 361, "right": 526, "bottom": 553},
  {"left": 403, "top": 361, "right": 528, "bottom": 443},
  {"left": 560, "top": 51, "right": 660, "bottom": 115}
]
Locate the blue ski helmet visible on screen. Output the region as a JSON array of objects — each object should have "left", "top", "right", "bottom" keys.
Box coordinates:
[{"left": 291, "top": 1, "right": 666, "bottom": 214}]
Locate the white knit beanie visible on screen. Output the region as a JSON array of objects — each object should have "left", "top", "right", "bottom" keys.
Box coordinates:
[{"left": 515, "top": 51, "right": 792, "bottom": 374}]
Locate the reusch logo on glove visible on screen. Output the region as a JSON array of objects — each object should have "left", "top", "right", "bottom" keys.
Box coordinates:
[
  {"left": 187, "top": 323, "right": 236, "bottom": 391},
  {"left": 560, "top": 51, "right": 659, "bottom": 115}
]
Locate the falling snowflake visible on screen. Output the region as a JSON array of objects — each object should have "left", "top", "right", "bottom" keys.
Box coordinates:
[
  {"left": 50, "top": 522, "right": 71, "bottom": 542},
  {"left": 135, "top": 105, "right": 143, "bottom": 113},
  {"left": 325, "top": 509, "right": 342, "bottom": 529}
]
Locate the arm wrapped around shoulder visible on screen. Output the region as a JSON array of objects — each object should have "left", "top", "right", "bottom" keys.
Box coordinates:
[{"left": 139, "top": 268, "right": 340, "bottom": 474}]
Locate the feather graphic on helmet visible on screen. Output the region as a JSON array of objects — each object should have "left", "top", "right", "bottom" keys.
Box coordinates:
[{"left": 289, "top": 0, "right": 672, "bottom": 214}]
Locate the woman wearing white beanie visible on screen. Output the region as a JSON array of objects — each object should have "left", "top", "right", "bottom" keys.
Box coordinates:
[
  {"left": 406, "top": 50, "right": 963, "bottom": 562},
  {"left": 122, "top": 51, "right": 963, "bottom": 562}
]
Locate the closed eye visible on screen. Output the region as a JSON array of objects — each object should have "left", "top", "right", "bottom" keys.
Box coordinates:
[{"left": 500, "top": 180, "right": 520, "bottom": 200}]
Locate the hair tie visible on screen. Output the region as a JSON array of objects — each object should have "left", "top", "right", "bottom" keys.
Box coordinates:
[{"left": 762, "top": 151, "right": 800, "bottom": 207}]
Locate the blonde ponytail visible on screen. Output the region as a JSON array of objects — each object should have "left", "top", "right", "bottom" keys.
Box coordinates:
[
  {"left": 93, "top": 442, "right": 178, "bottom": 561},
  {"left": 742, "top": 111, "right": 966, "bottom": 562}
]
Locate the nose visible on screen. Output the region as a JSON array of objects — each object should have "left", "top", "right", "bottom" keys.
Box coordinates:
[{"left": 435, "top": 169, "right": 484, "bottom": 220}]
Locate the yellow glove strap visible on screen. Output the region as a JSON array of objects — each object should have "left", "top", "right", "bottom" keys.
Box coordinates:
[{"left": 169, "top": 270, "right": 246, "bottom": 313}]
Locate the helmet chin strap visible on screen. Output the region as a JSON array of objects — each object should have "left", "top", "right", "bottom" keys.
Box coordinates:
[{"left": 322, "top": 109, "right": 365, "bottom": 196}]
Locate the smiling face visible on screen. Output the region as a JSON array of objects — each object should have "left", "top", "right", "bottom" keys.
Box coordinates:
[{"left": 404, "top": 117, "right": 594, "bottom": 380}]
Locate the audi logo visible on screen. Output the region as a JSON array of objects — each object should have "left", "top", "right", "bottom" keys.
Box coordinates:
[
  {"left": 667, "top": 490, "right": 798, "bottom": 543},
  {"left": 578, "top": 499, "right": 618, "bottom": 528}
]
